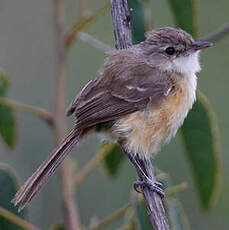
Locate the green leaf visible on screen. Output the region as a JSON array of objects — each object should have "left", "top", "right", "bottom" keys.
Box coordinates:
[
  {"left": 0, "top": 105, "right": 16, "bottom": 148},
  {"left": 102, "top": 143, "right": 125, "bottom": 177},
  {"left": 0, "top": 163, "right": 27, "bottom": 229},
  {"left": 167, "top": 0, "right": 198, "bottom": 38},
  {"left": 180, "top": 91, "right": 221, "bottom": 209},
  {"left": 0, "top": 70, "right": 17, "bottom": 148},
  {"left": 128, "top": 0, "right": 146, "bottom": 44},
  {"left": 0, "top": 72, "right": 10, "bottom": 96},
  {"left": 165, "top": 197, "right": 190, "bottom": 230},
  {"left": 135, "top": 195, "right": 152, "bottom": 230}
]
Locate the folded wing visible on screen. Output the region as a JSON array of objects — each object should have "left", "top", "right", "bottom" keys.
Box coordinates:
[{"left": 67, "top": 71, "right": 172, "bottom": 130}]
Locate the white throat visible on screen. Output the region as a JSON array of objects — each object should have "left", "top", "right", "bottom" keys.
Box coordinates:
[
  {"left": 172, "top": 51, "right": 201, "bottom": 76},
  {"left": 160, "top": 51, "right": 200, "bottom": 100}
]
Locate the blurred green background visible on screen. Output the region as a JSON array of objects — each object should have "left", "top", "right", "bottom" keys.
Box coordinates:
[{"left": 0, "top": 0, "right": 229, "bottom": 229}]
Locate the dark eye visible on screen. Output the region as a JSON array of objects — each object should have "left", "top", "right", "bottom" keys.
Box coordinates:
[{"left": 165, "top": 47, "right": 175, "bottom": 55}]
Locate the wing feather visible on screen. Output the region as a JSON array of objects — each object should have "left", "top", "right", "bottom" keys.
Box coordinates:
[{"left": 67, "top": 71, "right": 172, "bottom": 130}]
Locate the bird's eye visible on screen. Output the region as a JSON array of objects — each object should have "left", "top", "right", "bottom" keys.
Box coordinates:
[{"left": 165, "top": 47, "right": 175, "bottom": 55}]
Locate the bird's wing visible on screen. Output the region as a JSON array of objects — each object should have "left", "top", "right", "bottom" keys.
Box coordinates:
[{"left": 67, "top": 72, "right": 172, "bottom": 130}]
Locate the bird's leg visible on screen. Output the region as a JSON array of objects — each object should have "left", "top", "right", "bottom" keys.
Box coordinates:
[
  {"left": 133, "top": 181, "right": 164, "bottom": 198},
  {"left": 120, "top": 146, "right": 164, "bottom": 198}
]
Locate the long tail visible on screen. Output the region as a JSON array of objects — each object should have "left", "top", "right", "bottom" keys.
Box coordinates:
[{"left": 12, "top": 129, "right": 82, "bottom": 211}]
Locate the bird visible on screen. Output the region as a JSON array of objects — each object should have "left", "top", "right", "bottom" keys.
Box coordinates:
[{"left": 12, "top": 27, "right": 212, "bottom": 211}]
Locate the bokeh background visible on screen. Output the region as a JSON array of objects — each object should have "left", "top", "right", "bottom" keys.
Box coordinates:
[{"left": 0, "top": 0, "right": 229, "bottom": 229}]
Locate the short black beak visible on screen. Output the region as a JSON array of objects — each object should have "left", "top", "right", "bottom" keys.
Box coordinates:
[{"left": 192, "top": 41, "right": 213, "bottom": 51}]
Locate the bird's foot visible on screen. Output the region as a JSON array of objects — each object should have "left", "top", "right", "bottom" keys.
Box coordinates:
[{"left": 134, "top": 180, "right": 164, "bottom": 198}]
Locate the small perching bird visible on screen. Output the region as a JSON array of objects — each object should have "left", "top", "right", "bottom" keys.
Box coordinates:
[{"left": 12, "top": 27, "right": 212, "bottom": 211}]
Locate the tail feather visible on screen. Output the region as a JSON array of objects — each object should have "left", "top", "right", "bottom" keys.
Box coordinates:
[{"left": 12, "top": 129, "right": 81, "bottom": 211}]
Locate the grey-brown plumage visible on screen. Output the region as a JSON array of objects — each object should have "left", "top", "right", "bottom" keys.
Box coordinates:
[
  {"left": 67, "top": 62, "right": 172, "bottom": 129},
  {"left": 12, "top": 27, "right": 212, "bottom": 211}
]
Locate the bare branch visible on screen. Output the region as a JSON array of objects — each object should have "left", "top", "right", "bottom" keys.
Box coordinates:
[
  {"left": 53, "top": 0, "right": 81, "bottom": 229},
  {"left": 201, "top": 23, "right": 229, "bottom": 42},
  {"left": 78, "top": 32, "right": 112, "bottom": 53},
  {"left": 110, "top": 0, "right": 169, "bottom": 229},
  {"left": 110, "top": 0, "right": 132, "bottom": 49},
  {"left": 0, "top": 206, "right": 39, "bottom": 230},
  {"left": 135, "top": 156, "right": 170, "bottom": 229},
  {"left": 0, "top": 96, "right": 54, "bottom": 126}
]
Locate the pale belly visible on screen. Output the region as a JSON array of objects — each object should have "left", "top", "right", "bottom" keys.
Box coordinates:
[{"left": 111, "top": 78, "right": 196, "bottom": 157}]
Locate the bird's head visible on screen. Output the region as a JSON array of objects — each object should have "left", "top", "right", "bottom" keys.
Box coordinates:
[{"left": 139, "top": 27, "right": 212, "bottom": 76}]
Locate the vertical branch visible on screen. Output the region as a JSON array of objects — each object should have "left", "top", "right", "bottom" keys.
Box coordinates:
[
  {"left": 110, "top": 0, "right": 132, "bottom": 49},
  {"left": 136, "top": 157, "right": 170, "bottom": 229},
  {"left": 53, "top": 0, "right": 81, "bottom": 229},
  {"left": 110, "top": 0, "right": 170, "bottom": 229}
]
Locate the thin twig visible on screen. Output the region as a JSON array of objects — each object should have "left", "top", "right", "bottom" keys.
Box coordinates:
[
  {"left": 75, "top": 143, "right": 114, "bottom": 186},
  {"left": 90, "top": 203, "right": 131, "bottom": 230},
  {"left": 165, "top": 182, "right": 188, "bottom": 196},
  {"left": 0, "top": 206, "right": 39, "bottom": 230},
  {"left": 110, "top": 0, "right": 169, "bottom": 229},
  {"left": 65, "top": 2, "right": 110, "bottom": 49},
  {"left": 78, "top": 32, "right": 112, "bottom": 53},
  {"left": 201, "top": 23, "right": 229, "bottom": 42},
  {"left": 0, "top": 96, "right": 54, "bottom": 126},
  {"left": 118, "top": 214, "right": 135, "bottom": 230},
  {"left": 54, "top": 0, "right": 81, "bottom": 229}
]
